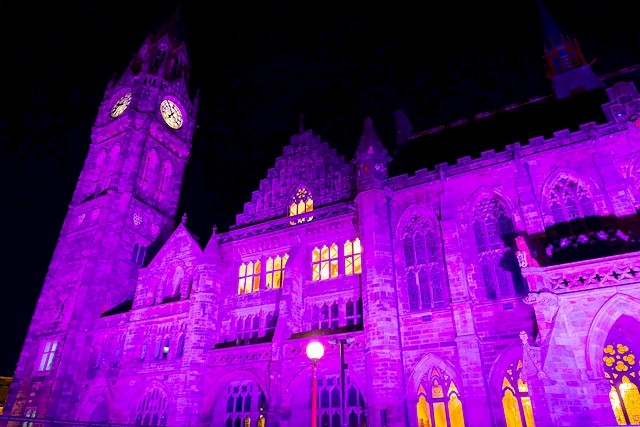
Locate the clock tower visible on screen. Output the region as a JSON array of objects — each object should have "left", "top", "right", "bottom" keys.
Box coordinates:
[{"left": 5, "top": 8, "right": 198, "bottom": 418}]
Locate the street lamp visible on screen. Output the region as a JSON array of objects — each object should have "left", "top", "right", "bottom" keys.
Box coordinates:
[
  {"left": 306, "top": 340, "right": 325, "bottom": 427},
  {"left": 329, "top": 336, "right": 355, "bottom": 427}
]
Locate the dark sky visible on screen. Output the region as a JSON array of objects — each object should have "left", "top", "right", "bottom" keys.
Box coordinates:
[{"left": 0, "top": 1, "right": 638, "bottom": 376}]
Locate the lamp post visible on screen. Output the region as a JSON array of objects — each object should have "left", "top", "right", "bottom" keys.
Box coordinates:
[
  {"left": 306, "top": 340, "right": 325, "bottom": 427},
  {"left": 329, "top": 336, "right": 355, "bottom": 427}
]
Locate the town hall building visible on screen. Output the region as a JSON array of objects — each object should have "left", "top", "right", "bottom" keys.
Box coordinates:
[{"left": 3, "top": 4, "right": 640, "bottom": 427}]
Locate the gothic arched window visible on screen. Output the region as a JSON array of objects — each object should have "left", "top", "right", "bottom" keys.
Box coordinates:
[
  {"left": 289, "top": 187, "right": 314, "bottom": 225},
  {"left": 473, "top": 197, "right": 524, "bottom": 299},
  {"left": 158, "top": 160, "right": 173, "bottom": 194},
  {"left": 163, "top": 266, "right": 184, "bottom": 301},
  {"left": 176, "top": 333, "right": 185, "bottom": 357},
  {"left": 312, "top": 244, "right": 339, "bottom": 281},
  {"left": 223, "top": 381, "right": 267, "bottom": 427},
  {"left": 416, "top": 367, "right": 465, "bottom": 427},
  {"left": 548, "top": 174, "right": 596, "bottom": 224},
  {"left": 238, "top": 260, "right": 261, "bottom": 294},
  {"left": 501, "top": 358, "right": 536, "bottom": 427},
  {"left": 603, "top": 315, "right": 640, "bottom": 425},
  {"left": 402, "top": 216, "right": 448, "bottom": 310},
  {"left": 316, "top": 374, "right": 366, "bottom": 427},
  {"left": 266, "top": 253, "right": 289, "bottom": 289},
  {"left": 344, "top": 238, "right": 362, "bottom": 276},
  {"left": 141, "top": 150, "right": 159, "bottom": 184},
  {"left": 135, "top": 388, "right": 169, "bottom": 426}
]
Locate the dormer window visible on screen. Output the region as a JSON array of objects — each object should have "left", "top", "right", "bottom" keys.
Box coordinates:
[{"left": 289, "top": 187, "right": 313, "bottom": 225}]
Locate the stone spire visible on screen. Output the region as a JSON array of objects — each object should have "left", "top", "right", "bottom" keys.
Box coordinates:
[
  {"left": 353, "top": 117, "right": 391, "bottom": 191},
  {"left": 537, "top": 0, "right": 602, "bottom": 99},
  {"left": 128, "top": 5, "right": 192, "bottom": 84}
]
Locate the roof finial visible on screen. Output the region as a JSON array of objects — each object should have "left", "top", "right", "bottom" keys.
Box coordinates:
[{"left": 181, "top": 213, "right": 187, "bottom": 224}]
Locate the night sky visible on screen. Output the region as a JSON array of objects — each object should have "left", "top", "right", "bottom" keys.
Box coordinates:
[{"left": 0, "top": 1, "right": 638, "bottom": 376}]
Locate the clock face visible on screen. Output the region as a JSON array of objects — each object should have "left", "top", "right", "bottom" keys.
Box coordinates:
[
  {"left": 110, "top": 92, "right": 132, "bottom": 118},
  {"left": 160, "top": 99, "right": 183, "bottom": 129}
]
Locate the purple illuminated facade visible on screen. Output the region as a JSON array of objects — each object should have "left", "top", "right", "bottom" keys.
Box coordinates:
[{"left": 5, "top": 8, "right": 640, "bottom": 427}]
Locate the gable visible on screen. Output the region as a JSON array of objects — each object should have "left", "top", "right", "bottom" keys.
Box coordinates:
[
  {"left": 144, "top": 223, "right": 203, "bottom": 270},
  {"left": 235, "top": 129, "right": 356, "bottom": 226}
]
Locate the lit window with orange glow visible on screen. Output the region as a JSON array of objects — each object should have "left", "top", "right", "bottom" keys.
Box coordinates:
[
  {"left": 501, "top": 358, "right": 535, "bottom": 427},
  {"left": 604, "top": 341, "right": 640, "bottom": 425},
  {"left": 289, "top": 187, "right": 313, "bottom": 225},
  {"left": 238, "top": 260, "right": 261, "bottom": 295},
  {"left": 266, "top": 253, "right": 289, "bottom": 289},
  {"left": 312, "top": 244, "right": 338, "bottom": 281},
  {"left": 416, "top": 366, "right": 465, "bottom": 427},
  {"left": 344, "top": 238, "right": 362, "bottom": 275}
]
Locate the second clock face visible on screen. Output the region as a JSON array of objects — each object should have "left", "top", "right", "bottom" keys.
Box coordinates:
[
  {"left": 110, "top": 92, "right": 132, "bottom": 118},
  {"left": 160, "top": 99, "right": 183, "bottom": 129}
]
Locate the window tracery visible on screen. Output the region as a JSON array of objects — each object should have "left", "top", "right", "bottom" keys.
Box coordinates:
[
  {"left": 473, "top": 197, "right": 524, "bottom": 299},
  {"left": 548, "top": 174, "right": 596, "bottom": 224},
  {"left": 316, "top": 374, "right": 366, "bottom": 427},
  {"left": 289, "top": 187, "right": 314, "bottom": 225},
  {"left": 238, "top": 260, "right": 261, "bottom": 295},
  {"left": 134, "top": 388, "right": 168, "bottom": 426},
  {"left": 224, "top": 381, "right": 267, "bottom": 427},
  {"left": 312, "top": 244, "right": 339, "bottom": 281},
  {"left": 402, "top": 215, "right": 448, "bottom": 310},
  {"left": 344, "top": 238, "right": 362, "bottom": 276},
  {"left": 501, "top": 358, "right": 536, "bottom": 427},
  {"left": 416, "top": 366, "right": 465, "bottom": 427},
  {"left": 603, "top": 317, "right": 640, "bottom": 425},
  {"left": 266, "top": 254, "right": 289, "bottom": 289}
]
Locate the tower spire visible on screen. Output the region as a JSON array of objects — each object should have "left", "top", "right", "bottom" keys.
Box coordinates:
[
  {"left": 537, "top": 0, "right": 603, "bottom": 99},
  {"left": 128, "top": 4, "right": 191, "bottom": 85}
]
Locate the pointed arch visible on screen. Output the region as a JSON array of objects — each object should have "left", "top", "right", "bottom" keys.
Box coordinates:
[
  {"left": 132, "top": 380, "right": 174, "bottom": 426},
  {"left": 199, "top": 369, "right": 268, "bottom": 427},
  {"left": 586, "top": 293, "right": 640, "bottom": 379},
  {"left": 489, "top": 343, "right": 536, "bottom": 427},
  {"left": 158, "top": 260, "right": 188, "bottom": 303},
  {"left": 288, "top": 183, "right": 315, "bottom": 224},
  {"left": 283, "top": 360, "right": 367, "bottom": 427},
  {"left": 141, "top": 149, "right": 159, "bottom": 183},
  {"left": 541, "top": 168, "right": 599, "bottom": 225},
  {"left": 408, "top": 353, "right": 466, "bottom": 427},
  {"left": 158, "top": 159, "right": 174, "bottom": 193},
  {"left": 466, "top": 189, "right": 525, "bottom": 300},
  {"left": 396, "top": 204, "right": 449, "bottom": 311},
  {"left": 76, "top": 385, "right": 111, "bottom": 423}
]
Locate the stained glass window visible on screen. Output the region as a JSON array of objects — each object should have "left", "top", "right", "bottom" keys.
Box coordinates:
[
  {"left": 238, "top": 260, "right": 261, "bottom": 294},
  {"left": 501, "top": 358, "right": 535, "bottom": 427},
  {"left": 416, "top": 366, "right": 465, "bottom": 427},
  {"left": 403, "top": 216, "right": 448, "bottom": 310},
  {"left": 473, "top": 197, "right": 524, "bottom": 299},
  {"left": 603, "top": 316, "right": 640, "bottom": 425},
  {"left": 266, "top": 253, "right": 289, "bottom": 289},
  {"left": 312, "top": 244, "right": 339, "bottom": 281},
  {"left": 289, "top": 187, "right": 314, "bottom": 225},
  {"left": 344, "top": 238, "right": 362, "bottom": 275}
]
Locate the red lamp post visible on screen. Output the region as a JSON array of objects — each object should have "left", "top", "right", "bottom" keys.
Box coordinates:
[{"left": 306, "top": 340, "right": 325, "bottom": 427}]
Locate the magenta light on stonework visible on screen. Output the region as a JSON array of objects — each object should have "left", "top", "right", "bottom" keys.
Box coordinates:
[{"left": 4, "top": 5, "right": 640, "bottom": 427}]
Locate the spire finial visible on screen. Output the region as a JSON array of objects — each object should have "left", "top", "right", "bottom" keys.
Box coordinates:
[{"left": 181, "top": 213, "right": 187, "bottom": 224}]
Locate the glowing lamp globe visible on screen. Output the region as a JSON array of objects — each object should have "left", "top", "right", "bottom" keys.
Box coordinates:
[{"left": 306, "top": 341, "right": 325, "bottom": 361}]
